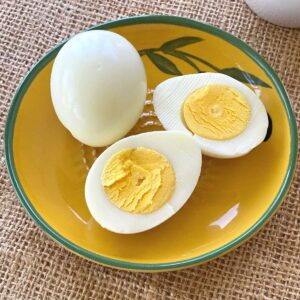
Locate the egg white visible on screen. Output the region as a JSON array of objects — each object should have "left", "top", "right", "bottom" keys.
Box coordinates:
[
  {"left": 153, "top": 73, "right": 269, "bottom": 158},
  {"left": 51, "top": 30, "right": 147, "bottom": 147},
  {"left": 85, "top": 131, "right": 202, "bottom": 234}
]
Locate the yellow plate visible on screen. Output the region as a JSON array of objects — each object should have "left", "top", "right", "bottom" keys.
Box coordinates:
[{"left": 5, "top": 16, "right": 298, "bottom": 272}]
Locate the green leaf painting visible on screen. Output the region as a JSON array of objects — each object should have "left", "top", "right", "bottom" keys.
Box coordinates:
[
  {"left": 163, "top": 50, "right": 201, "bottom": 73},
  {"left": 145, "top": 51, "right": 182, "bottom": 75},
  {"left": 139, "top": 37, "right": 271, "bottom": 88},
  {"left": 264, "top": 113, "right": 273, "bottom": 142},
  {"left": 220, "top": 68, "right": 271, "bottom": 88},
  {"left": 161, "top": 36, "right": 203, "bottom": 51}
]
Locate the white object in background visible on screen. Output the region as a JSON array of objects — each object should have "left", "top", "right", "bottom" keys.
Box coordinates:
[{"left": 245, "top": 0, "right": 300, "bottom": 28}]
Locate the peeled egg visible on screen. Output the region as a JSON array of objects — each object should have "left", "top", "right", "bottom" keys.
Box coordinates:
[
  {"left": 85, "top": 131, "right": 202, "bottom": 234},
  {"left": 153, "top": 73, "right": 268, "bottom": 158},
  {"left": 51, "top": 30, "right": 147, "bottom": 147}
]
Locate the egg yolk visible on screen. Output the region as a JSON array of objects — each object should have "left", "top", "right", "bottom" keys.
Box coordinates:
[
  {"left": 183, "top": 84, "right": 251, "bottom": 140},
  {"left": 101, "top": 147, "right": 176, "bottom": 214}
]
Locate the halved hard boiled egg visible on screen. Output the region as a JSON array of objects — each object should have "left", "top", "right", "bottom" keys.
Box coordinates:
[
  {"left": 85, "top": 131, "right": 202, "bottom": 234},
  {"left": 51, "top": 30, "right": 147, "bottom": 147},
  {"left": 153, "top": 73, "right": 268, "bottom": 158}
]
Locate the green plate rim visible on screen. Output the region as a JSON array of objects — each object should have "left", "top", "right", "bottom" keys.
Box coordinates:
[{"left": 4, "top": 15, "right": 298, "bottom": 271}]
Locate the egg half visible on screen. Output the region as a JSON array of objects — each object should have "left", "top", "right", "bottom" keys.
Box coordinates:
[
  {"left": 85, "top": 131, "right": 202, "bottom": 234},
  {"left": 51, "top": 30, "right": 147, "bottom": 147},
  {"left": 153, "top": 73, "right": 268, "bottom": 158}
]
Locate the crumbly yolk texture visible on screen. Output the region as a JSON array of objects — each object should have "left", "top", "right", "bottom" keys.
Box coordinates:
[
  {"left": 101, "top": 147, "right": 176, "bottom": 214},
  {"left": 183, "top": 84, "right": 251, "bottom": 140}
]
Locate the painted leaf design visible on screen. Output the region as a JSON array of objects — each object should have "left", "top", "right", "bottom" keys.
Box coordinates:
[
  {"left": 220, "top": 67, "right": 271, "bottom": 88},
  {"left": 264, "top": 113, "right": 272, "bottom": 142},
  {"left": 163, "top": 50, "right": 202, "bottom": 73},
  {"left": 146, "top": 51, "right": 182, "bottom": 75},
  {"left": 138, "top": 49, "right": 147, "bottom": 56},
  {"left": 161, "top": 37, "right": 203, "bottom": 51}
]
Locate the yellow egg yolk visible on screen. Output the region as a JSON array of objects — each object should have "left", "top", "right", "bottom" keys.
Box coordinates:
[
  {"left": 183, "top": 84, "right": 251, "bottom": 140},
  {"left": 101, "top": 147, "right": 176, "bottom": 214}
]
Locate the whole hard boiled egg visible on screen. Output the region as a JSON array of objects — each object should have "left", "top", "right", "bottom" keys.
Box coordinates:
[
  {"left": 85, "top": 131, "right": 202, "bottom": 234},
  {"left": 51, "top": 30, "right": 147, "bottom": 147},
  {"left": 153, "top": 73, "right": 268, "bottom": 158}
]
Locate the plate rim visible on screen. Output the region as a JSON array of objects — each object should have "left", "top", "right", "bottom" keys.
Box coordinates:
[{"left": 4, "top": 15, "right": 298, "bottom": 271}]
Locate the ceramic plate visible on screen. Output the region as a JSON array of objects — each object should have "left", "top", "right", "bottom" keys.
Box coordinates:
[{"left": 5, "top": 16, "right": 298, "bottom": 271}]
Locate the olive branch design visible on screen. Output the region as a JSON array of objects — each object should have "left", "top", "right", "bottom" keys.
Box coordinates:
[{"left": 138, "top": 37, "right": 271, "bottom": 88}]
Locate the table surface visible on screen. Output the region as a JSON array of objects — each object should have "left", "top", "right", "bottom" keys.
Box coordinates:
[{"left": 0, "top": 1, "right": 299, "bottom": 299}]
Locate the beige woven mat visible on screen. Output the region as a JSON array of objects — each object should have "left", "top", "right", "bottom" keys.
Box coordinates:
[{"left": 0, "top": 0, "right": 299, "bottom": 299}]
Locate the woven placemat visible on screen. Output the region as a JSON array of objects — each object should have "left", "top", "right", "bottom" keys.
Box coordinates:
[{"left": 0, "top": 0, "right": 299, "bottom": 299}]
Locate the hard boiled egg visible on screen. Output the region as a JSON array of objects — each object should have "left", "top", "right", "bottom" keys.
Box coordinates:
[
  {"left": 51, "top": 30, "right": 147, "bottom": 147},
  {"left": 85, "top": 131, "right": 202, "bottom": 234},
  {"left": 153, "top": 73, "right": 268, "bottom": 158}
]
